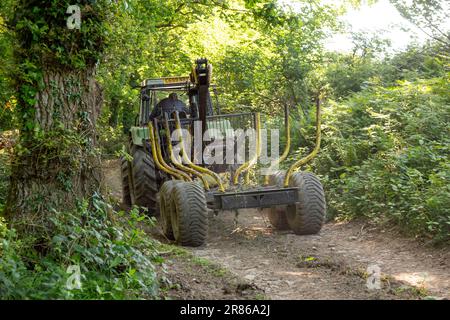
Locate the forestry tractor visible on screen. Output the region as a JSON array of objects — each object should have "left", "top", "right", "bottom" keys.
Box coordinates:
[{"left": 121, "top": 58, "right": 326, "bottom": 247}]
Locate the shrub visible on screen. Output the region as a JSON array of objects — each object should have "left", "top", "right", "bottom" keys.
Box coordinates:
[
  {"left": 0, "top": 195, "right": 162, "bottom": 299},
  {"left": 310, "top": 75, "right": 450, "bottom": 243},
  {"left": 97, "top": 111, "right": 128, "bottom": 158}
]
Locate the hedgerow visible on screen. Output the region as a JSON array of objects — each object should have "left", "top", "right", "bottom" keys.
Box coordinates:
[{"left": 311, "top": 75, "right": 450, "bottom": 243}]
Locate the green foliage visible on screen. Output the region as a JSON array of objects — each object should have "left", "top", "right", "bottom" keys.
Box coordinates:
[
  {"left": 311, "top": 75, "right": 450, "bottom": 243},
  {"left": 323, "top": 39, "right": 448, "bottom": 101},
  {"left": 390, "top": 0, "right": 450, "bottom": 47},
  {"left": 11, "top": 0, "right": 112, "bottom": 69},
  {"left": 0, "top": 151, "right": 9, "bottom": 210},
  {"left": 382, "top": 42, "right": 448, "bottom": 82},
  {"left": 97, "top": 111, "right": 128, "bottom": 158},
  {"left": 3, "top": 0, "right": 118, "bottom": 141},
  {"left": 0, "top": 196, "right": 162, "bottom": 299},
  {"left": 325, "top": 52, "right": 381, "bottom": 99},
  {"left": 0, "top": 15, "right": 16, "bottom": 129}
]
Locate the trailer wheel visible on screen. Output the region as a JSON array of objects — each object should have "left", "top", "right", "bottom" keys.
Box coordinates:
[
  {"left": 286, "top": 172, "right": 326, "bottom": 235},
  {"left": 159, "top": 180, "right": 180, "bottom": 240},
  {"left": 120, "top": 156, "right": 132, "bottom": 206},
  {"left": 170, "top": 181, "right": 208, "bottom": 247},
  {"left": 130, "top": 144, "right": 158, "bottom": 216},
  {"left": 267, "top": 172, "right": 290, "bottom": 230}
]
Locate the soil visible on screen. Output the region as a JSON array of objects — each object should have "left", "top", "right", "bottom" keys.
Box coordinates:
[
  {"left": 103, "top": 159, "right": 449, "bottom": 300},
  {"left": 157, "top": 248, "right": 265, "bottom": 300}
]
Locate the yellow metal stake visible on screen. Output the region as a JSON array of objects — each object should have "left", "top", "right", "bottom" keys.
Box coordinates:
[
  {"left": 174, "top": 112, "right": 226, "bottom": 192},
  {"left": 233, "top": 113, "right": 262, "bottom": 185},
  {"left": 148, "top": 122, "right": 190, "bottom": 181},
  {"left": 284, "top": 96, "right": 322, "bottom": 187},
  {"left": 264, "top": 105, "right": 291, "bottom": 185},
  {"left": 162, "top": 116, "right": 210, "bottom": 190}
]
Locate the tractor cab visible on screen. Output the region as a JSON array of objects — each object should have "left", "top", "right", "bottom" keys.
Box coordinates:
[{"left": 137, "top": 59, "right": 216, "bottom": 128}]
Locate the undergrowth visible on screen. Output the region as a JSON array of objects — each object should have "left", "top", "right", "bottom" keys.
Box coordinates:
[
  {"left": 0, "top": 195, "right": 163, "bottom": 299},
  {"left": 307, "top": 76, "right": 450, "bottom": 244}
]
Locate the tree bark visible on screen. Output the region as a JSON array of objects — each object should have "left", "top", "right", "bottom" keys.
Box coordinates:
[{"left": 5, "top": 66, "right": 103, "bottom": 237}]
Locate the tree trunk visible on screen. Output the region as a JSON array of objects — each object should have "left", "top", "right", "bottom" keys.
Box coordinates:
[
  {"left": 5, "top": 67, "right": 103, "bottom": 237},
  {"left": 2, "top": 0, "right": 110, "bottom": 247}
]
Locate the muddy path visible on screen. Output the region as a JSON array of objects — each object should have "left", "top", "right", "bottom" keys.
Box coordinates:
[{"left": 103, "top": 160, "right": 449, "bottom": 300}]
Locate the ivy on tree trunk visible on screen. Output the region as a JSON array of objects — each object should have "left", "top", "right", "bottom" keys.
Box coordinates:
[{"left": 5, "top": 0, "right": 112, "bottom": 239}]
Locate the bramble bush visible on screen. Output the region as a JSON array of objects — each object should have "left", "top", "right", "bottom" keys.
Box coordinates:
[{"left": 0, "top": 195, "right": 162, "bottom": 299}]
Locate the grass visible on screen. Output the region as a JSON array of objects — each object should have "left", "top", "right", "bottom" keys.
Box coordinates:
[{"left": 157, "top": 243, "right": 230, "bottom": 278}]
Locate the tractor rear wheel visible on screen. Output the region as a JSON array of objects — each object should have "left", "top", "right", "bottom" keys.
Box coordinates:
[
  {"left": 130, "top": 144, "right": 158, "bottom": 215},
  {"left": 170, "top": 181, "right": 208, "bottom": 247},
  {"left": 286, "top": 172, "right": 326, "bottom": 235},
  {"left": 267, "top": 171, "right": 290, "bottom": 230},
  {"left": 120, "top": 156, "right": 132, "bottom": 206},
  {"left": 159, "top": 180, "right": 180, "bottom": 240}
]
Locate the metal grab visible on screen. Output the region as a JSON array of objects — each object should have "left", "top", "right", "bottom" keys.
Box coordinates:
[
  {"left": 264, "top": 104, "right": 291, "bottom": 185},
  {"left": 233, "top": 113, "right": 262, "bottom": 185},
  {"left": 284, "top": 96, "right": 322, "bottom": 187},
  {"left": 162, "top": 115, "right": 210, "bottom": 190},
  {"left": 173, "top": 112, "right": 226, "bottom": 192},
  {"left": 148, "top": 122, "right": 190, "bottom": 181}
]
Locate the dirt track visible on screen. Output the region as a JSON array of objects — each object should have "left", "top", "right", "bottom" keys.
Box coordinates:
[
  {"left": 190, "top": 210, "right": 449, "bottom": 299},
  {"left": 103, "top": 160, "right": 449, "bottom": 300}
]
